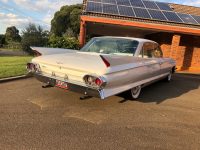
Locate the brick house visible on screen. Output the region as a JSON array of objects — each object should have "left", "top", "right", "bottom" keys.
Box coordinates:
[{"left": 79, "top": 1, "right": 200, "bottom": 72}]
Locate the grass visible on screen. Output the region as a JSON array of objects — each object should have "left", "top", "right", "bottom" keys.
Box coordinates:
[{"left": 0, "top": 56, "right": 33, "bottom": 79}]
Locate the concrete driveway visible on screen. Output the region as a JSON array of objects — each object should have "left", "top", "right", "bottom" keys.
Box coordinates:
[{"left": 0, "top": 74, "right": 200, "bottom": 150}]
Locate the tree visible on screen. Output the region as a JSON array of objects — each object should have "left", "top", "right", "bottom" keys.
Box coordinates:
[
  {"left": 21, "top": 23, "right": 49, "bottom": 53},
  {"left": 0, "top": 34, "right": 6, "bottom": 47},
  {"left": 69, "top": 7, "right": 82, "bottom": 35},
  {"left": 5, "top": 26, "right": 21, "bottom": 42},
  {"left": 51, "top": 4, "right": 82, "bottom": 37},
  {"left": 64, "top": 28, "right": 75, "bottom": 37}
]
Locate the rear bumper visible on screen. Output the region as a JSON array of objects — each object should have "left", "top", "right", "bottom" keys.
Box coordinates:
[{"left": 34, "top": 73, "right": 104, "bottom": 99}]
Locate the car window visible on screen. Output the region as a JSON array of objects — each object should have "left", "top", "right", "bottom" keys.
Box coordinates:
[
  {"left": 141, "top": 42, "right": 163, "bottom": 58},
  {"left": 80, "top": 38, "right": 139, "bottom": 55},
  {"left": 142, "top": 42, "right": 154, "bottom": 58},
  {"left": 153, "top": 44, "right": 163, "bottom": 58}
]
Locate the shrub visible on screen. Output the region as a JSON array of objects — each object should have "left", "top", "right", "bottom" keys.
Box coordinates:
[{"left": 48, "top": 34, "right": 80, "bottom": 50}]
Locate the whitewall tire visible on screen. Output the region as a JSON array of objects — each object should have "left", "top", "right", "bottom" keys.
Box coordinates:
[
  {"left": 130, "top": 85, "right": 141, "bottom": 99},
  {"left": 165, "top": 71, "right": 172, "bottom": 82}
]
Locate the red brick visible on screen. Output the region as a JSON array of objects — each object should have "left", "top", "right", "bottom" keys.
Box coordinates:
[{"left": 147, "top": 33, "right": 200, "bottom": 71}]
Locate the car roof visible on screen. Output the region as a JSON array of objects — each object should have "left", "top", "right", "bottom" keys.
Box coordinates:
[{"left": 95, "top": 36, "right": 157, "bottom": 44}]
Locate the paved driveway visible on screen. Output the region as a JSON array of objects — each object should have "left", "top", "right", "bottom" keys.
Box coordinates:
[{"left": 0, "top": 74, "right": 200, "bottom": 150}]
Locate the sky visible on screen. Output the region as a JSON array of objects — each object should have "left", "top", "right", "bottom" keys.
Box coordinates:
[{"left": 0, "top": 0, "right": 200, "bottom": 34}]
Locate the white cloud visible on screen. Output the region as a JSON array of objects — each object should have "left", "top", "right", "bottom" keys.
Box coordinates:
[
  {"left": 183, "top": 1, "right": 200, "bottom": 6},
  {"left": 13, "top": 0, "right": 82, "bottom": 12},
  {"left": 7, "top": 13, "right": 17, "bottom": 18},
  {"left": 0, "top": 12, "right": 31, "bottom": 33},
  {"left": 7, "top": 0, "right": 83, "bottom": 32},
  {"left": 0, "top": 12, "right": 18, "bottom": 18},
  {"left": 43, "top": 11, "right": 53, "bottom": 24},
  {"left": 0, "top": 0, "right": 8, "bottom": 3},
  {"left": 159, "top": 0, "right": 200, "bottom": 6},
  {"left": 0, "top": 12, "right": 5, "bottom": 17}
]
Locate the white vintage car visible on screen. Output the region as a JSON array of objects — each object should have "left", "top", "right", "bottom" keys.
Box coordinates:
[{"left": 27, "top": 37, "right": 176, "bottom": 100}]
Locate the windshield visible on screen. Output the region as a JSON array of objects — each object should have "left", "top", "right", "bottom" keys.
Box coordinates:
[{"left": 80, "top": 38, "right": 139, "bottom": 55}]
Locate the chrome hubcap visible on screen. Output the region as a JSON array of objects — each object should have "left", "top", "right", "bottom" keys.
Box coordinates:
[
  {"left": 131, "top": 85, "right": 141, "bottom": 98},
  {"left": 168, "top": 73, "right": 172, "bottom": 81},
  {"left": 132, "top": 87, "right": 140, "bottom": 95}
]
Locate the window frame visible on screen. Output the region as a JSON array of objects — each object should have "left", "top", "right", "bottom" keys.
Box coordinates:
[
  {"left": 141, "top": 42, "right": 163, "bottom": 58},
  {"left": 141, "top": 42, "right": 155, "bottom": 58}
]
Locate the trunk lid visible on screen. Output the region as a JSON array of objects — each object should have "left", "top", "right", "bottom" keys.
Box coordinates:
[
  {"left": 32, "top": 51, "right": 145, "bottom": 83},
  {"left": 32, "top": 52, "right": 109, "bottom": 83}
]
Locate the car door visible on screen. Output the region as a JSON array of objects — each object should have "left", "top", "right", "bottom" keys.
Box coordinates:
[{"left": 141, "top": 42, "right": 161, "bottom": 78}]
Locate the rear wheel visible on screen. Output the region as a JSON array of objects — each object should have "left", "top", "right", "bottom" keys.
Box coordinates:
[{"left": 130, "top": 85, "right": 142, "bottom": 99}]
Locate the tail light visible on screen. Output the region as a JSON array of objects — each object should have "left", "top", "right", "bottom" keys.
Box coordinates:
[
  {"left": 95, "top": 78, "right": 103, "bottom": 86},
  {"left": 83, "top": 75, "right": 106, "bottom": 88},
  {"left": 27, "top": 63, "right": 41, "bottom": 73}
]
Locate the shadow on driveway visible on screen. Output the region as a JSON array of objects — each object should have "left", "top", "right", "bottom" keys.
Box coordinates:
[{"left": 118, "top": 74, "right": 200, "bottom": 104}]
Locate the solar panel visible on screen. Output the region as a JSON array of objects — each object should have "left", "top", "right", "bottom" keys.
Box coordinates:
[
  {"left": 85, "top": 0, "right": 200, "bottom": 26},
  {"left": 162, "top": 11, "right": 183, "bottom": 23},
  {"left": 116, "top": 0, "right": 131, "bottom": 6},
  {"left": 177, "top": 13, "right": 198, "bottom": 24},
  {"left": 118, "top": 6, "right": 135, "bottom": 17},
  {"left": 191, "top": 15, "right": 200, "bottom": 24},
  {"left": 143, "top": 1, "right": 159, "bottom": 10},
  {"left": 148, "top": 10, "right": 167, "bottom": 21},
  {"left": 156, "top": 2, "right": 173, "bottom": 11},
  {"left": 86, "top": 2, "right": 102, "bottom": 13},
  {"left": 129, "top": 0, "right": 145, "bottom": 8},
  {"left": 133, "top": 7, "right": 151, "bottom": 19},
  {"left": 102, "top": 0, "right": 116, "bottom": 5},
  {"left": 103, "top": 4, "right": 119, "bottom": 15}
]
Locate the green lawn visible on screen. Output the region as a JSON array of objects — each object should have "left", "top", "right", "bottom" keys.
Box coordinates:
[{"left": 0, "top": 56, "right": 33, "bottom": 79}]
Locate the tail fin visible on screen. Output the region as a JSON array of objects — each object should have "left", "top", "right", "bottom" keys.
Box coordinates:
[{"left": 31, "top": 47, "right": 77, "bottom": 56}]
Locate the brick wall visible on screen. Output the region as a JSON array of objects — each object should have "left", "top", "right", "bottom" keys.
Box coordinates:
[
  {"left": 192, "top": 47, "right": 200, "bottom": 68},
  {"left": 146, "top": 33, "right": 200, "bottom": 71}
]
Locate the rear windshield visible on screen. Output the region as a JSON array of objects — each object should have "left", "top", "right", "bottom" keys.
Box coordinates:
[{"left": 80, "top": 38, "right": 139, "bottom": 55}]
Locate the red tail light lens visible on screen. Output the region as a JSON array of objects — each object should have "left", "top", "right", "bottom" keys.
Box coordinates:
[{"left": 95, "top": 78, "right": 103, "bottom": 86}]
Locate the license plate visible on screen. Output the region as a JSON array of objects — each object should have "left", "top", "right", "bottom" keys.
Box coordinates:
[{"left": 56, "top": 80, "right": 68, "bottom": 89}]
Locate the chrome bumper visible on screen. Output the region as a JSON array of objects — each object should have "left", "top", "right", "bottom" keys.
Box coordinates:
[{"left": 34, "top": 73, "right": 104, "bottom": 99}]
